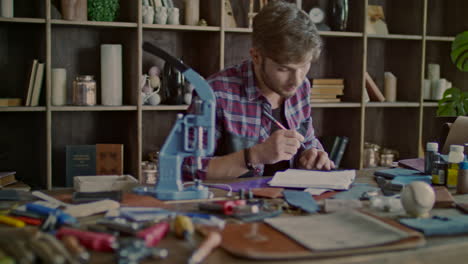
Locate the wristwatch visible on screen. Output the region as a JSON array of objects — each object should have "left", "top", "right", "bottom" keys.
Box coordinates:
[{"left": 244, "top": 147, "right": 256, "bottom": 170}]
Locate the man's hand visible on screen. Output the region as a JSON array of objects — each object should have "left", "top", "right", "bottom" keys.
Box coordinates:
[
  {"left": 250, "top": 130, "right": 304, "bottom": 165},
  {"left": 298, "top": 148, "right": 335, "bottom": 170}
]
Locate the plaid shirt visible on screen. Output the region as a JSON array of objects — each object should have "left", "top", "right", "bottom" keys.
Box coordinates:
[{"left": 182, "top": 60, "right": 323, "bottom": 180}]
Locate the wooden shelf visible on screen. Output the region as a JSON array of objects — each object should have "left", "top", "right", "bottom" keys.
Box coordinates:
[
  {"left": 319, "top": 31, "right": 364, "bottom": 37},
  {"left": 426, "top": 36, "right": 455, "bottom": 42},
  {"left": 0, "top": 17, "right": 45, "bottom": 24},
  {"left": 142, "top": 105, "right": 188, "bottom": 111},
  {"left": 0, "top": 107, "right": 46, "bottom": 112},
  {"left": 365, "top": 102, "right": 420, "bottom": 108},
  {"left": 51, "top": 19, "right": 137, "bottom": 28},
  {"left": 50, "top": 106, "right": 138, "bottom": 111},
  {"left": 143, "top": 24, "right": 220, "bottom": 31},
  {"left": 423, "top": 102, "right": 439, "bottom": 107},
  {"left": 310, "top": 102, "right": 361, "bottom": 108},
  {"left": 367, "top": 34, "right": 423, "bottom": 40}
]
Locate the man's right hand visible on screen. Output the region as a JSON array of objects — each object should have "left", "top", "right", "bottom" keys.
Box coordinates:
[{"left": 249, "top": 130, "right": 304, "bottom": 165}]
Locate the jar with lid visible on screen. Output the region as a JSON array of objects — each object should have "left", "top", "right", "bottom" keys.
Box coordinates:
[
  {"left": 363, "top": 142, "right": 380, "bottom": 168},
  {"left": 446, "top": 145, "right": 465, "bottom": 188},
  {"left": 73, "top": 75, "right": 96, "bottom": 106}
]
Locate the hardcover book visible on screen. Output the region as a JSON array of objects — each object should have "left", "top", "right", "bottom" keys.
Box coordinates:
[
  {"left": 66, "top": 145, "right": 96, "bottom": 187},
  {"left": 0, "top": 171, "right": 17, "bottom": 188},
  {"left": 96, "top": 144, "right": 124, "bottom": 175},
  {"left": 365, "top": 72, "right": 385, "bottom": 102}
]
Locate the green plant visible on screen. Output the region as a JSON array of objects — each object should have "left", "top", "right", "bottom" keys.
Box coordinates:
[
  {"left": 436, "top": 31, "right": 468, "bottom": 116},
  {"left": 437, "top": 87, "right": 468, "bottom": 116},
  {"left": 88, "top": 0, "right": 119, "bottom": 22}
]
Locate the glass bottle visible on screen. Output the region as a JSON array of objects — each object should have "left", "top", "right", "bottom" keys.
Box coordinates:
[
  {"left": 446, "top": 145, "right": 465, "bottom": 188},
  {"left": 329, "top": 0, "right": 348, "bottom": 31},
  {"left": 425, "top": 142, "right": 439, "bottom": 174}
]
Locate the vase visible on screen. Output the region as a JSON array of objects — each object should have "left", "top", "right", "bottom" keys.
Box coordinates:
[
  {"left": 101, "top": 44, "right": 123, "bottom": 106},
  {"left": 142, "top": 5, "right": 154, "bottom": 24},
  {"left": 52, "top": 68, "right": 67, "bottom": 106},
  {"left": 61, "top": 0, "right": 87, "bottom": 21},
  {"left": 167, "top": 7, "right": 180, "bottom": 25},
  {"left": 155, "top": 6, "right": 167, "bottom": 24},
  {"left": 329, "top": 0, "right": 348, "bottom": 31},
  {"left": 0, "top": 0, "right": 13, "bottom": 18},
  {"left": 184, "top": 0, "right": 199, "bottom": 26}
]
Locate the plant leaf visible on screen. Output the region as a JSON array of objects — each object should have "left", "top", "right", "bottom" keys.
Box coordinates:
[{"left": 451, "top": 31, "right": 468, "bottom": 72}]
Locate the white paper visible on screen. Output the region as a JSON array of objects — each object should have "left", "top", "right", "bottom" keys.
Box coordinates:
[
  {"left": 268, "top": 169, "right": 356, "bottom": 190},
  {"left": 304, "top": 188, "right": 330, "bottom": 195}
]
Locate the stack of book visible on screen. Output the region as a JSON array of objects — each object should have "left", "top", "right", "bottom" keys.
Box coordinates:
[
  {"left": 24, "top": 59, "right": 45, "bottom": 106},
  {"left": 0, "top": 171, "right": 17, "bottom": 188},
  {"left": 310, "top": 78, "right": 344, "bottom": 103}
]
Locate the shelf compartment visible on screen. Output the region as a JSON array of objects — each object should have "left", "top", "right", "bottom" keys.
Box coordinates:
[
  {"left": 368, "top": 0, "right": 424, "bottom": 36},
  {"left": 51, "top": 20, "right": 137, "bottom": 28},
  {"left": 421, "top": 107, "right": 454, "bottom": 153},
  {"left": 142, "top": 111, "right": 181, "bottom": 159},
  {"left": 0, "top": 112, "right": 47, "bottom": 188},
  {"left": 51, "top": 111, "right": 138, "bottom": 187},
  {"left": 427, "top": 0, "right": 467, "bottom": 37},
  {"left": 143, "top": 30, "right": 220, "bottom": 78},
  {"left": 8, "top": 0, "right": 46, "bottom": 19},
  {"left": 367, "top": 39, "right": 423, "bottom": 102},
  {"left": 51, "top": 26, "right": 139, "bottom": 106},
  {"left": 0, "top": 23, "right": 46, "bottom": 103},
  {"left": 223, "top": 32, "right": 251, "bottom": 67},
  {"left": 364, "top": 108, "right": 419, "bottom": 160},
  {"left": 312, "top": 108, "right": 362, "bottom": 169}
]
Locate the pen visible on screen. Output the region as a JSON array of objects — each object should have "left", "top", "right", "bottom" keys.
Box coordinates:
[{"left": 263, "top": 110, "right": 306, "bottom": 149}]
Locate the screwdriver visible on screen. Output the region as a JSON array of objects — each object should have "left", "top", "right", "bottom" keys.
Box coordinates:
[{"left": 173, "top": 215, "right": 195, "bottom": 247}]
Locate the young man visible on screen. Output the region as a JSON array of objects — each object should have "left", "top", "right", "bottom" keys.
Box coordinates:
[{"left": 183, "top": 0, "right": 334, "bottom": 180}]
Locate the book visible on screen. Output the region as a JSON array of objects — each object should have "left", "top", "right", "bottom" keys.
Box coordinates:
[
  {"left": 25, "top": 59, "right": 38, "bottom": 106},
  {"left": 269, "top": 169, "right": 356, "bottom": 190},
  {"left": 66, "top": 145, "right": 97, "bottom": 187},
  {"left": 0, "top": 98, "right": 22, "bottom": 106},
  {"left": 30, "top": 62, "right": 45, "bottom": 106},
  {"left": 1, "top": 181, "right": 31, "bottom": 192},
  {"left": 365, "top": 72, "right": 385, "bottom": 102},
  {"left": 310, "top": 94, "right": 339, "bottom": 99},
  {"left": 96, "top": 144, "right": 124, "bottom": 175},
  {"left": 311, "top": 87, "right": 344, "bottom": 95},
  {"left": 311, "top": 84, "right": 345, "bottom": 89},
  {"left": 0, "top": 171, "right": 17, "bottom": 187},
  {"left": 334, "top": 136, "right": 349, "bottom": 168},
  {"left": 312, "top": 78, "right": 344, "bottom": 85},
  {"left": 320, "top": 136, "right": 341, "bottom": 161}
]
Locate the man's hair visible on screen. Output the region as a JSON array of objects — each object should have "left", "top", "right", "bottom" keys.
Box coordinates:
[{"left": 252, "top": 0, "right": 322, "bottom": 64}]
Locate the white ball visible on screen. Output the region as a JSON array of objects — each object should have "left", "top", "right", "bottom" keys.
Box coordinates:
[
  {"left": 147, "top": 93, "right": 161, "bottom": 106},
  {"left": 400, "top": 181, "right": 435, "bottom": 218}
]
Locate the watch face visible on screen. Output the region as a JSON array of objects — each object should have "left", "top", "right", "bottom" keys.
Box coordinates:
[{"left": 309, "top": 7, "right": 325, "bottom": 24}]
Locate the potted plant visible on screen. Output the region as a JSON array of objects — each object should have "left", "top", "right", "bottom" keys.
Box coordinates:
[
  {"left": 88, "top": 0, "right": 119, "bottom": 22},
  {"left": 437, "top": 31, "right": 468, "bottom": 116}
]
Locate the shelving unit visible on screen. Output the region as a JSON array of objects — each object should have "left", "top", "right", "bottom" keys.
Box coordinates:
[{"left": 0, "top": 0, "right": 465, "bottom": 189}]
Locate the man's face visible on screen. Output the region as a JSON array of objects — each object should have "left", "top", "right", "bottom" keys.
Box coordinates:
[{"left": 257, "top": 53, "right": 312, "bottom": 98}]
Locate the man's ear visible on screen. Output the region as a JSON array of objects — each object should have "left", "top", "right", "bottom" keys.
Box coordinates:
[{"left": 250, "top": 48, "right": 261, "bottom": 65}]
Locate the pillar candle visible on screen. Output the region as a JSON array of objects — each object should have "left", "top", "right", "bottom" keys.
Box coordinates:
[
  {"left": 0, "top": 0, "right": 13, "bottom": 18},
  {"left": 52, "top": 68, "right": 67, "bottom": 106},
  {"left": 384, "top": 72, "right": 397, "bottom": 102},
  {"left": 427, "top": 63, "right": 440, "bottom": 80},
  {"left": 101, "top": 44, "right": 123, "bottom": 106},
  {"left": 184, "top": 0, "right": 199, "bottom": 25}
]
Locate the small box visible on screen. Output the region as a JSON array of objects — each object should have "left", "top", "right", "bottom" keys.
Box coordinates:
[{"left": 73, "top": 175, "right": 138, "bottom": 192}]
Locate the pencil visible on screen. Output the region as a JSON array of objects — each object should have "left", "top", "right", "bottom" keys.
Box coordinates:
[{"left": 263, "top": 110, "right": 306, "bottom": 149}]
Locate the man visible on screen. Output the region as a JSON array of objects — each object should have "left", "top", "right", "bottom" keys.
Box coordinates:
[{"left": 183, "top": 0, "right": 334, "bottom": 180}]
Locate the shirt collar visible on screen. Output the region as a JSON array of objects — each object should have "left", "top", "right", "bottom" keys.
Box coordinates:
[{"left": 242, "top": 60, "right": 264, "bottom": 102}]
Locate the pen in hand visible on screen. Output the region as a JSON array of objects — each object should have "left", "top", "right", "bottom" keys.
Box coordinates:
[{"left": 263, "top": 110, "right": 306, "bottom": 149}]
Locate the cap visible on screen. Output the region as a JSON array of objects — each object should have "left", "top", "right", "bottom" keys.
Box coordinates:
[
  {"left": 450, "top": 145, "right": 464, "bottom": 153},
  {"left": 426, "top": 142, "right": 438, "bottom": 151}
]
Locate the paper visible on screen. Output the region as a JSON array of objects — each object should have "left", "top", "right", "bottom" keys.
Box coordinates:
[
  {"left": 304, "top": 188, "right": 330, "bottom": 195},
  {"left": 265, "top": 210, "right": 410, "bottom": 251},
  {"left": 269, "top": 169, "right": 356, "bottom": 190}
]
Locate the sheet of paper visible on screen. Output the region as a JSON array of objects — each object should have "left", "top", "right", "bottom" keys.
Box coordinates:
[
  {"left": 265, "top": 210, "right": 410, "bottom": 251},
  {"left": 268, "top": 169, "right": 356, "bottom": 190}
]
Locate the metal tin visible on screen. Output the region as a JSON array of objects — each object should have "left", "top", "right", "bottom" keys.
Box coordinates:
[{"left": 73, "top": 75, "right": 96, "bottom": 106}]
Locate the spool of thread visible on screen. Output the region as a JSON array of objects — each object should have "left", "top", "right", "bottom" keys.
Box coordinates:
[
  {"left": 384, "top": 72, "right": 397, "bottom": 102},
  {"left": 184, "top": 0, "right": 200, "bottom": 25},
  {"left": 101, "top": 44, "right": 123, "bottom": 106},
  {"left": 427, "top": 63, "right": 440, "bottom": 80},
  {"left": 0, "top": 0, "right": 13, "bottom": 18},
  {"left": 52, "top": 68, "right": 67, "bottom": 106}
]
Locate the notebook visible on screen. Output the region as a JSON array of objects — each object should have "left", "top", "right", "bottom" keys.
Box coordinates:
[{"left": 268, "top": 169, "right": 356, "bottom": 190}]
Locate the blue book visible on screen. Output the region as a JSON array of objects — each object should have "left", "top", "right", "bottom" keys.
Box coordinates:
[{"left": 66, "top": 145, "right": 96, "bottom": 187}]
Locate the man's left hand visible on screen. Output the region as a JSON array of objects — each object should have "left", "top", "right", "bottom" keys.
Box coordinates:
[{"left": 298, "top": 148, "right": 335, "bottom": 170}]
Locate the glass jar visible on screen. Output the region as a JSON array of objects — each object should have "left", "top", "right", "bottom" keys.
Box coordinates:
[
  {"left": 73, "top": 75, "right": 96, "bottom": 106},
  {"left": 363, "top": 142, "right": 380, "bottom": 168},
  {"left": 379, "top": 148, "right": 395, "bottom": 167}
]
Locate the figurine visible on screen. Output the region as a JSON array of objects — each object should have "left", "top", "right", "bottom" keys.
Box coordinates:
[{"left": 400, "top": 181, "right": 435, "bottom": 218}]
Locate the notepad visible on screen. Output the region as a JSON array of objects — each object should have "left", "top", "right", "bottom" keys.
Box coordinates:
[{"left": 268, "top": 169, "right": 356, "bottom": 190}]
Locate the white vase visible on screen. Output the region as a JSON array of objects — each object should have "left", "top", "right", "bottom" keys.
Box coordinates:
[
  {"left": 155, "top": 6, "right": 168, "bottom": 24},
  {"left": 52, "top": 68, "right": 67, "bottom": 106},
  {"left": 167, "top": 7, "right": 180, "bottom": 25},
  {"left": 184, "top": 0, "right": 199, "bottom": 25},
  {"left": 101, "top": 44, "right": 123, "bottom": 106},
  {"left": 142, "top": 5, "right": 154, "bottom": 24},
  {"left": 384, "top": 72, "right": 397, "bottom": 102},
  {"left": 0, "top": 0, "right": 13, "bottom": 18}
]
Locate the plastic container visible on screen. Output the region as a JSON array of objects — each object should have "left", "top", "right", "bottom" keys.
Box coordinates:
[
  {"left": 425, "top": 142, "right": 439, "bottom": 174},
  {"left": 457, "top": 162, "right": 468, "bottom": 194}
]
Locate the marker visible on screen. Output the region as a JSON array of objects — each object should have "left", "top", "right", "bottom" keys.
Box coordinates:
[{"left": 262, "top": 110, "right": 306, "bottom": 149}]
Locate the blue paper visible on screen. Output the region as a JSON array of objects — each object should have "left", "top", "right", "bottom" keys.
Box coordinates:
[
  {"left": 391, "top": 175, "right": 432, "bottom": 185},
  {"left": 283, "top": 190, "right": 319, "bottom": 213},
  {"left": 374, "top": 168, "right": 427, "bottom": 179},
  {"left": 399, "top": 215, "right": 468, "bottom": 236},
  {"left": 332, "top": 184, "right": 380, "bottom": 200}
]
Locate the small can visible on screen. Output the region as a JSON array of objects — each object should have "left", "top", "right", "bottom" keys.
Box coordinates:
[{"left": 73, "top": 75, "right": 96, "bottom": 106}]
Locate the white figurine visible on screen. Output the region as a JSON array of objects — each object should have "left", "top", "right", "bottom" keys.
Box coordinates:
[{"left": 400, "top": 181, "right": 435, "bottom": 218}]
